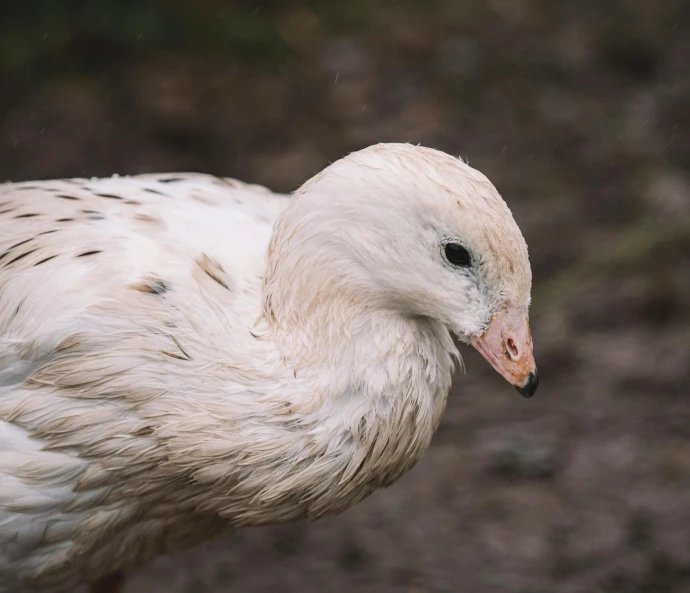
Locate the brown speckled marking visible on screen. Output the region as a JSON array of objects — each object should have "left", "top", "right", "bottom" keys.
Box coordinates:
[
  {"left": 132, "top": 213, "right": 162, "bottom": 225},
  {"left": 9, "top": 299, "right": 24, "bottom": 324},
  {"left": 196, "top": 253, "right": 231, "bottom": 290},
  {"left": 8, "top": 238, "right": 34, "bottom": 250},
  {"left": 130, "top": 278, "right": 170, "bottom": 295},
  {"left": 94, "top": 193, "right": 123, "bottom": 200},
  {"left": 34, "top": 255, "right": 58, "bottom": 266},
  {"left": 190, "top": 192, "right": 217, "bottom": 206},
  {"left": 5, "top": 249, "right": 38, "bottom": 266},
  {"left": 77, "top": 250, "right": 102, "bottom": 258},
  {"left": 56, "top": 333, "right": 88, "bottom": 351},
  {"left": 0, "top": 239, "right": 35, "bottom": 263},
  {"left": 162, "top": 335, "right": 191, "bottom": 361}
]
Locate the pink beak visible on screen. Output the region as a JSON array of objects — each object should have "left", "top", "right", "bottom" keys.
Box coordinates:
[{"left": 470, "top": 308, "right": 539, "bottom": 397}]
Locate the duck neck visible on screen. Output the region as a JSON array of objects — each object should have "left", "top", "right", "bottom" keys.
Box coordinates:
[
  {"left": 247, "top": 286, "right": 458, "bottom": 520},
  {"left": 260, "top": 207, "right": 460, "bottom": 406},
  {"left": 157, "top": 253, "right": 459, "bottom": 527},
  {"left": 260, "top": 248, "right": 459, "bottom": 442},
  {"left": 204, "top": 207, "right": 460, "bottom": 521}
]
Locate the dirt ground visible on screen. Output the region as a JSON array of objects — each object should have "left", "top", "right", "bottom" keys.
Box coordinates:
[{"left": 1, "top": 1, "right": 689, "bottom": 591}]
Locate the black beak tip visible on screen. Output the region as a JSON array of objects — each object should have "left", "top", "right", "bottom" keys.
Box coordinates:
[{"left": 515, "top": 370, "right": 539, "bottom": 398}]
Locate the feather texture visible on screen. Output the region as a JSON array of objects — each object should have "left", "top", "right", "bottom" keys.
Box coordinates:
[{"left": 0, "top": 144, "right": 532, "bottom": 591}]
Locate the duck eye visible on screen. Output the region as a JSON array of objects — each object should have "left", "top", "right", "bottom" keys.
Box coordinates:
[{"left": 444, "top": 242, "right": 471, "bottom": 267}]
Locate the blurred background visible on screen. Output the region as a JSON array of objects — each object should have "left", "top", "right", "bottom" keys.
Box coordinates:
[{"left": 2, "top": 1, "right": 689, "bottom": 591}]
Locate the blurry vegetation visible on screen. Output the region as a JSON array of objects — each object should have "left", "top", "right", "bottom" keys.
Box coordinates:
[
  {"left": 1, "top": 1, "right": 293, "bottom": 81},
  {"left": 0, "top": 0, "right": 409, "bottom": 84}
]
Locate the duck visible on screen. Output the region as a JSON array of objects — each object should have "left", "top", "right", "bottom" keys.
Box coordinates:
[{"left": 0, "top": 143, "right": 537, "bottom": 592}]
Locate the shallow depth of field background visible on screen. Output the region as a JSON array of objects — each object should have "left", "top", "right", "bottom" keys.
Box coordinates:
[{"left": 2, "top": 1, "right": 690, "bottom": 592}]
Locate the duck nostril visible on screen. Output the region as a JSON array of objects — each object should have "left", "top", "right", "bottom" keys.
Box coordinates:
[{"left": 506, "top": 337, "right": 519, "bottom": 360}]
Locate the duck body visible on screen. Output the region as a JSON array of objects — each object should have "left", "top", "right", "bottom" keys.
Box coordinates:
[{"left": 0, "top": 163, "right": 458, "bottom": 591}]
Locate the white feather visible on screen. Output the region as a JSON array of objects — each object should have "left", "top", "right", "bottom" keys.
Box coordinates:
[{"left": 0, "top": 144, "right": 532, "bottom": 591}]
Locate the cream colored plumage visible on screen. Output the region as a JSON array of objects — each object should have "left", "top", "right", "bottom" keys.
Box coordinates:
[{"left": 0, "top": 143, "right": 535, "bottom": 592}]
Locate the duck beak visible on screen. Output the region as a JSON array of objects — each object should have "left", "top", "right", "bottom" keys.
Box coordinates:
[{"left": 470, "top": 309, "right": 538, "bottom": 398}]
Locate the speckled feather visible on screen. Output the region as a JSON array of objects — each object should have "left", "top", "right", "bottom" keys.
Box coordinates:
[
  {"left": 0, "top": 144, "right": 531, "bottom": 591},
  {"left": 0, "top": 173, "right": 290, "bottom": 590}
]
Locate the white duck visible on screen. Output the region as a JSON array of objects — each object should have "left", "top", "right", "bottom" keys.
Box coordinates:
[{"left": 0, "top": 143, "right": 537, "bottom": 592}]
